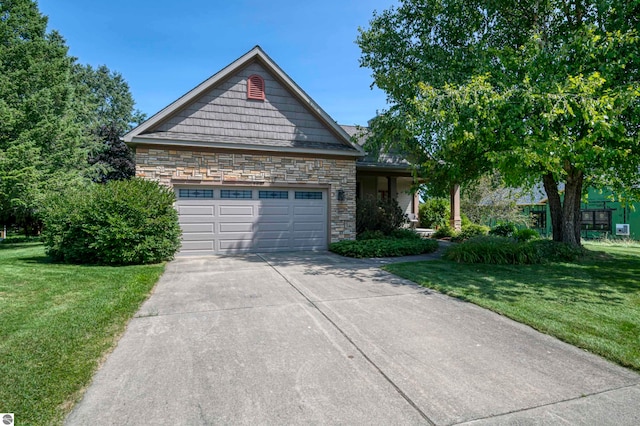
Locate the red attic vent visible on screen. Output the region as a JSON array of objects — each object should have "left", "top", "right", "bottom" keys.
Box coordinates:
[{"left": 247, "top": 74, "right": 265, "bottom": 100}]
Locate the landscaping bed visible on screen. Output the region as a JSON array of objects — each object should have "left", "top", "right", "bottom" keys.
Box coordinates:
[{"left": 330, "top": 232, "right": 439, "bottom": 258}]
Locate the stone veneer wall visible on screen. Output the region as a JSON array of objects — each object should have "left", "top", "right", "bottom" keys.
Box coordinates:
[{"left": 135, "top": 147, "right": 356, "bottom": 242}]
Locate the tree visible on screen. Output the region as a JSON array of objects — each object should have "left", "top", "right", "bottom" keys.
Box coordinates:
[
  {"left": 0, "top": 1, "right": 144, "bottom": 234},
  {"left": 358, "top": 0, "right": 640, "bottom": 247},
  {"left": 460, "top": 174, "right": 530, "bottom": 227},
  {"left": 72, "top": 64, "right": 145, "bottom": 182},
  {"left": 0, "top": 0, "right": 96, "bottom": 233}
]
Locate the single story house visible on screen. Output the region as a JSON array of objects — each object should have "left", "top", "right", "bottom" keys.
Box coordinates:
[{"left": 124, "top": 46, "right": 421, "bottom": 255}]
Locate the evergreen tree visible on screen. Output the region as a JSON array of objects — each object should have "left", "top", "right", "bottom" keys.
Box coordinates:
[
  {"left": 0, "top": 0, "right": 96, "bottom": 233},
  {"left": 72, "top": 64, "right": 145, "bottom": 182}
]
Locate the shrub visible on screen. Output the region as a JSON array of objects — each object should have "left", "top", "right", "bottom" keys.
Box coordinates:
[
  {"left": 356, "top": 196, "right": 406, "bottom": 235},
  {"left": 489, "top": 222, "right": 518, "bottom": 238},
  {"left": 514, "top": 228, "right": 540, "bottom": 242},
  {"left": 41, "top": 178, "right": 182, "bottom": 265},
  {"left": 444, "top": 236, "right": 583, "bottom": 264},
  {"left": 389, "top": 228, "right": 422, "bottom": 240},
  {"left": 451, "top": 223, "right": 490, "bottom": 242},
  {"left": 330, "top": 238, "right": 438, "bottom": 258},
  {"left": 530, "top": 239, "right": 585, "bottom": 262},
  {"left": 357, "top": 228, "right": 421, "bottom": 241},
  {"left": 357, "top": 230, "right": 386, "bottom": 241},
  {"left": 419, "top": 198, "right": 449, "bottom": 228},
  {"left": 431, "top": 225, "right": 457, "bottom": 239}
]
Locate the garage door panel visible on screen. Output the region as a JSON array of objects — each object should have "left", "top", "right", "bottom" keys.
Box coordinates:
[
  {"left": 219, "top": 222, "right": 253, "bottom": 233},
  {"left": 293, "top": 206, "right": 324, "bottom": 216},
  {"left": 219, "top": 239, "right": 254, "bottom": 251},
  {"left": 180, "top": 216, "right": 219, "bottom": 224},
  {"left": 181, "top": 240, "right": 215, "bottom": 251},
  {"left": 181, "top": 223, "right": 214, "bottom": 233},
  {"left": 255, "top": 222, "right": 290, "bottom": 232},
  {"left": 293, "top": 222, "right": 324, "bottom": 231},
  {"left": 182, "top": 232, "right": 216, "bottom": 241},
  {"left": 219, "top": 206, "right": 253, "bottom": 216},
  {"left": 254, "top": 238, "right": 292, "bottom": 249},
  {"left": 258, "top": 206, "right": 290, "bottom": 215},
  {"left": 178, "top": 206, "right": 215, "bottom": 216}
]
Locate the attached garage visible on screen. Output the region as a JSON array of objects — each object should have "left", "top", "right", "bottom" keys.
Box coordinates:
[
  {"left": 124, "top": 46, "right": 364, "bottom": 255},
  {"left": 176, "top": 186, "right": 328, "bottom": 255}
]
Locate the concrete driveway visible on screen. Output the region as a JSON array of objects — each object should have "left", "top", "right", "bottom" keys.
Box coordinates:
[{"left": 67, "top": 252, "right": 640, "bottom": 425}]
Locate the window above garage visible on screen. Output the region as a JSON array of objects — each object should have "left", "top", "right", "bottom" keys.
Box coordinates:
[
  {"left": 259, "top": 190, "right": 288, "bottom": 199},
  {"left": 295, "top": 191, "right": 323, "bottom": 200},
  {"left": 178, "top": 189, "right": 214, "bottom": 199},
  {"left": 220, "top": 189, "right": 253, "bottom": 199}
]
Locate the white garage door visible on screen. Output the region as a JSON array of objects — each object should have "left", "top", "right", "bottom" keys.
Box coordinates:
[{"left": 176, "top": 187, "right": 328, "bottom": 255}]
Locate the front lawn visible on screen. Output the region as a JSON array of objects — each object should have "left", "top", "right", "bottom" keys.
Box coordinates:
[
  {"left": 0, "top": 242, "right": 165, "bottom": 425},
  {"left": 384, "top": 243, "right": 640, "bottom": 372}
]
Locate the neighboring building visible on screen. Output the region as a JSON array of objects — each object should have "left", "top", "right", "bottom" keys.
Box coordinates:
[
  {"left": 520, "top": 187, "right": 640, "bottom": 240},
  {"left": 124, "top": 46, "right": 419, "bottom": 255}
]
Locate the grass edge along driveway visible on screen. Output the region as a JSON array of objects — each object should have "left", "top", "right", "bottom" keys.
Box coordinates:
[
  {"left": 0, "top": 242, "right": 165, "bottom": 425},
  {"left": 384, "top": 243, "right": 640, "bottom": 373}
]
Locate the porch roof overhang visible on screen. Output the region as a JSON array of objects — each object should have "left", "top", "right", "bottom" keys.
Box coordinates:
[{"left": 356, "top": 162, "right": 415, "bottom": 178}]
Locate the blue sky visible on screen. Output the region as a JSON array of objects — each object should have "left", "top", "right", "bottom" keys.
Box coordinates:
[{"left": 37, "top": 0, "right": 398, "bottom": 126}]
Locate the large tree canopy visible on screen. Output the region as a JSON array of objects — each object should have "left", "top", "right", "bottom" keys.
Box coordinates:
[
  {"left": 0, "top": 0, "right": 91, "bottom": 233},
  {"left": 72, "top": 64, "right": 146, "bottom": 182},
  {"left": 358, "top": 0, "right": 640, "bottom": 247},
  {"left": 0, "top": 0, "right": 144, "bottom": 232}
]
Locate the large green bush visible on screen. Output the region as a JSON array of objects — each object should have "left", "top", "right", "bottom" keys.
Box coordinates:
[
  {"left": 451, "top": 223, "right": 490, "bottom": 242},
  {"left": 489, "top": 222, "right": 518, "bottom": 238},
  {"left": 356, "top": 196, "right": 406, "bottom": 235},
  {"left": 42, "top": 179, "right": 182, "bottom": 265},
  {"left": 419, "top": 198, "right": 449, "bottom": 228}
]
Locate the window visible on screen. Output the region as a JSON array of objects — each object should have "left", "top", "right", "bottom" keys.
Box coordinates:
[
  {"left": 581, "top": 210, "right": 612, "bottom": 231},
  {"left": 531, "top": 211, "right": 546, "bottom": 229},
  {"left": 295, "top": 191, "right": 322, "bottom": 200},
  {"left": 178, "top": 189, "right": 213, "bottom": 199},
  {"left": 220, "top": 189, "right": 253, "bottom": 199},
  {"left": 247, "top": 74, "right": 265, "bottom": 100},
  {"left": 259, "top": 190, "right": 288, "bottom": 199}
]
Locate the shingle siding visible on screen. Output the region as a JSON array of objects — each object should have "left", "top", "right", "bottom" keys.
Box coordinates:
[{"left": 145, "top": 62, "right": 347, "bottom": 150}]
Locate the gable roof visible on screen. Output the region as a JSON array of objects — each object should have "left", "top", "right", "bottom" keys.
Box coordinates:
[{"left": 124, "top": 46, "right": 364, "bottom": 157}]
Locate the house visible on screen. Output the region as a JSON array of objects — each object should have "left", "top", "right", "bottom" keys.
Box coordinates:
[
  {"left": 124, "top": 46, "right": 420, "bottom": 255},
  {"left": 520, "top": 187, "right": 640, "bottom": 240}
]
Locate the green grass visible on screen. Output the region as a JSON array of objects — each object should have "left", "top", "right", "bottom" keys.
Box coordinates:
[
  {"left": 0, "top": 242, "right": 165, "bottom": 425},
  {"left": 384, "top": 242, "right": 640, "bottom": 372}
]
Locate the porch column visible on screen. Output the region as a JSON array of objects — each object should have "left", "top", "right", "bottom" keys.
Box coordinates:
[
  {"left": 413, "top": 192, "right": 419, "bottom": 215},
  {"left": 450, "top": 184, "right": 461, "bottom": 230},
  {"left": 388, "top": 177, "right": 397, "bottom": 200}
]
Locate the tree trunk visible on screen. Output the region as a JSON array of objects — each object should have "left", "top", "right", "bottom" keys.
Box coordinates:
[
  {"left": 562, "top": 170, "right": 584, "bottom": 247},
  {"left": 542, "top": 171, "right": 583, "bottom": 248},
  {"left": 543, "top": 173, "right": 563, "bottom": 242}
]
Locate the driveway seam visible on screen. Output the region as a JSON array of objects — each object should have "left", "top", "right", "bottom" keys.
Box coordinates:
[
  {"left": 307, "top": 290, "right": 429, "bottom": 304},
  {"left": 452, "top": 382, "right": 640, "bottom": 425},
  {"left": 257, "top": 253, "right": 436, "bottom": 426}
]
